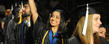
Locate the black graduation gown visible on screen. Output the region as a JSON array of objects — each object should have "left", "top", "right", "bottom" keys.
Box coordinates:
[
  {"left": 33, "top": 16, "right": 63, "bottom": 44},
  {"left": 42, "top": 30, "right": 63, "bottom": 44},
  {"left": 66, "top": 36, "right": 109, "bottom": 44},
  {"left": 94, "top": 36, "right": 109, "bottom": 44},
  {"left": 5, "top": 19, "right": 34, "bottom": 44},
  {"left": 33, "top": 16, "right": 45, "bottom": 44},
  {"left": 100, "top": 37, "right": 109, "bottom": 44},
  {"left": 3, "top": 15, "right": 13, "bottom": 30},
  {"left": 15, "top": 21, "right": 34, "bottom": 44},
  {"left": 5, "top": 19, "right": 17, "bottom": 44},
  {"left": 65, "top": 36, "right": 81, "bottom": 44}
]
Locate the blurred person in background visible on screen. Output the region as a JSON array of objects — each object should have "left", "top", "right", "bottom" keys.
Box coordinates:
[{"left": 5, "top": 6, "right": 23, "bottom": 44}]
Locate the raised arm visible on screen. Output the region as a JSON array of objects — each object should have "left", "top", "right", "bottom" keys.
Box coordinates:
[{"left": 28, "top": 0, "right": 38, "bottom": 24}]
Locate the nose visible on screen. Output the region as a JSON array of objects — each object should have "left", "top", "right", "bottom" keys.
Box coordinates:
[
  {"left": 51, "top": 16, "right": 56, "bottom": 21},
  {"left": 51, "top": 17, "right": 55, "bottom": 21},
  {"left": 98, "top": 20, "right": 102, "bottom": 27},
  {"left": 99, "top": 20, "right": 102, "bottom": 25},
  {"left": 22, "top": 8, "right": 25, "bottom": 13},
  {"left": 22, "top": 8, "right": 25, "bottom": 12}
]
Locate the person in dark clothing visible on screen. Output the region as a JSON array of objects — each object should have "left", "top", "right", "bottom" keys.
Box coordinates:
[
  {"left": 3, "top": 9, "right": 12, "bottom": 31},
  {"left": 1, "top": 9, "right": 13, "bottom": 44},
  {"left": 4, "top": 6, "right": 23, "bottom": 44},
  {"left": 94, "top": 33, "right": 109, "bottom": 44},
  {"left": 6, "top": 4, "right": 35, "bottom": 44},
  {"left": 14, "top": 19, "right": 34, "bottom": 44},
  {"left": 28, "top": 0, "right": 67, "bottom": 44},
  {"left": 97, "top": 25, "right": 109, "bottom": 44},
  {"left": 99, "top": 36, "right": 109, "bottom": 44},
  {"left": 23, "top": 1, "right": 42, "bottom": 44}
]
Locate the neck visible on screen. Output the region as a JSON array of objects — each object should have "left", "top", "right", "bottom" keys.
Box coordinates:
[
  {"left": 26, "top": 16, "right": 30, "bottom": 22},
  {"left": 51, "top": 26, "right": 59, "bottom": 33},
  {"left": 90, "top": 35, "right": 94, "bottom": 44}
]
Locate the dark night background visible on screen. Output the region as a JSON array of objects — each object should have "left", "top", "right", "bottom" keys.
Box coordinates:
[{"left": 0, "top": 0, "right": 109, "bottom": 39}]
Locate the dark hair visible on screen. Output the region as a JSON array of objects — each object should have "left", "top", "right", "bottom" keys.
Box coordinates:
[
  {"left": 47, "top": 9, "right": 66, "bottom": 37},
  {"left": 100, "top": 25, "right": 108, "bottom": 32},
  {"left": 12, "top": 6, "right": 21, "bottom": 16},
  {"left": 23, "top": 1, "right": 29, "bottom": 5}
]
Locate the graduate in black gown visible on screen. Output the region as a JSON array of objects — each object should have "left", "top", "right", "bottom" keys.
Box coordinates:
[
  {"left": 67, "top": 2, "right": 109, "bottom": 44},
  {"left": 5, "top": 6, "right": 23, "bottom": 44},
  {"left": 28, "top": 0, "right": 67, "bottom": 44}
]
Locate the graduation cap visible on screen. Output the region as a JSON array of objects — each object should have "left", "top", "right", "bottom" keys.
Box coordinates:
[
  {"left": 77, "top": 2, "right": 104, "bottom": 16},
  {"left": 76, "top": 2, "right": 104, "bottom": 36}
]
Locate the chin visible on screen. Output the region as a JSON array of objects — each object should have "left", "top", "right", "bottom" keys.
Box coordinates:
[
  {"left": 51, "top": 25, "right": 55, "bottom": 27},
  {"left": 51, "top": 24, "right": 58, "bottom": 27}
]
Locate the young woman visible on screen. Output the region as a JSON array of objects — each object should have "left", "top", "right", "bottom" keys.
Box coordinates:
[
  {"left": 67, "top": 5, "right": 109, "bottom": 44},
  {"left": 28, "top": 0, "right": 67, "bottom": 44},
  {"left": 68, "top": 13, "right": 103, "bottom": 44},
  {"left": 41, "top": 9, "right": 66, "bottom": 44}
]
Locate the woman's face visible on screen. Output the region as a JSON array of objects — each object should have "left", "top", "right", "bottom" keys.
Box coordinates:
[
  {"left": 92, "top": 14, "right": 102, "bottom": 33},
  {"left": 50, "top": 11, "right": 61, "bottom": 27}
]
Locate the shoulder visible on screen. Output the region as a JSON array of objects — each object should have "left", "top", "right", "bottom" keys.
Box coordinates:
[
  {"left": 99, "top": 37, "right": 109, "bottom": 44},
  {"left": 67, "top": 36, "right": 81, "bottom": 44}
]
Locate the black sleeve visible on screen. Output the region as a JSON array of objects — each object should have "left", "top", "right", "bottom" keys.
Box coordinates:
[
  {"left": 100, "top": 37, "right": 109, "bottom": 44},
  {"left": 5, "top": 20, "right": 16, "bottom": 44},
  {"left": 32, "top": 16, "right": 45, "bottom": 44}
]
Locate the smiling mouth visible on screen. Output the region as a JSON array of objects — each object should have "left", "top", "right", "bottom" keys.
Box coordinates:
[{"left": 51, "top": 21, "right": 56, "bottom": 24}]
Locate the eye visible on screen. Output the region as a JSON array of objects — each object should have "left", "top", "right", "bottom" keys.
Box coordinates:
[
  {"left": 24, "top": 6, "right": 28, "bottom": 9},
  {"left": 100, "top": 31, "right": 103, "bottom": 33},
  {"left": 56, "top": 15, "right": 60, "bottom": 19},
  {"left": 95, "top": 17, "right": 98, "bottom": 21},
  {"left": 51, "top": 14, "right": 55, "bottom": 18}
]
